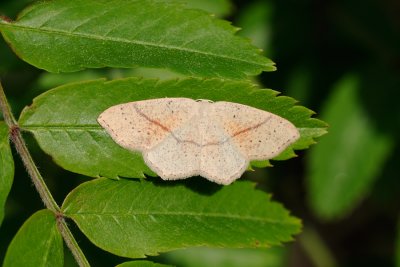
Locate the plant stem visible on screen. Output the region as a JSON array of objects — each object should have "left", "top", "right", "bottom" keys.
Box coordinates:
[
  {"left": 57, "top": 215, "right": 91, "bottom": 267},
  {"left": 299, "top": 227, "right": 338, "bottom": 267},
  {"left": 0, "top": 84, "right": 17, "bottom": 127},
  {"left": 0, "top": 83, "right": 90, "bottom": 267}
]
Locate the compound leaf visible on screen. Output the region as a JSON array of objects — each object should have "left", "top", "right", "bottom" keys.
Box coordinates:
[
  {"left": 0, "top": 0, "right": 272, "bottom": 79},
  {"left": 62, "top": 178, "right": 301, "bottom": 258},
  {"left": 19, "top": 78, "right": 326, "bottom": 179},
  {"left": 3, "top": 209, "right": 63, "bottom": 267},
  {"left": 0, "top": 122, "right": 14, "bottom": 226}
]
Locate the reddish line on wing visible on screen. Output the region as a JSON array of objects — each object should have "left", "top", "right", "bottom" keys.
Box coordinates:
[
  {"left": 232, "top": 117, "right": 272, "bottom": 138},
  {"left": 133, "top": 105, "right": 171, "bottom": 133}
]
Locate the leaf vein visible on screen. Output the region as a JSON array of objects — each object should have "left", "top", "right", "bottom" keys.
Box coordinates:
[
  {"left": 3, "top": 23, "right": 267, "bottom": 67},
  {"left": 70, "top": 212, "right": 297, "bottom": 225}
]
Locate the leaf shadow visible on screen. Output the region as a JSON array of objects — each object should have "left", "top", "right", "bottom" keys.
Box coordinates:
[{"left": 144, "top": 176, "right": 223, "bottom": 196}]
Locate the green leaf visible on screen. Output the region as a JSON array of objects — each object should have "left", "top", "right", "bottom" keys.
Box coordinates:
[
  {"left": 62, "top": 178, "right": 301, "bottom": 258},
  {"left": 117, "top": 261, "right": 172, "bottom": 267},
  {"left": 162, "top": 247, "right": 286, "bottom": 267},
  {"left": 19, "top": 78, "right": 326, "bottom": 179},
  {"left": 177, "top": 0, "right": 232, "bottom": 17},
  {"left": 0, "top": 0, "right": 273, "bottom": 79},
  {"left": 307, "top": 75, "right": 394, "bottom": 220},
  {"left": 0, "top": 121, "right": 14, "bottom": 226},
  {"left": 34, "top": 68, "right": 182, "bottom": 94},
  {"left": 3, "top": 209, "right": 63, "bottom": 267}
]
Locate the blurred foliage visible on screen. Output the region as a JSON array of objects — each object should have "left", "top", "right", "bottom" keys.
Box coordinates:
[
  {"left": 236, "top": 0, "right": 273, "bottom": 51},
  {"left": 1, "top": 0, "right": 399, "bottom": 267},
  {"left": 308, "top": 75, "right": 394, "bottom": 220},
  {"left": 159, "top": 247, "right": 286, "bottom": 267},
  {"left": 117, "top": 261, "right": 172, "bottom": 267}
]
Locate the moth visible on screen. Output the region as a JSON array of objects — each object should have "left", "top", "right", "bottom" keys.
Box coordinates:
[{"left": 98, "top": 98, "right": 299, "bottom": 185}]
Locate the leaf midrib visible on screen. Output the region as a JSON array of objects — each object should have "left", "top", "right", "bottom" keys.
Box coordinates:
[
  {"left": 21, "top": 125, "right": 102, "bottom": 130},
  {"left": 0, "top": 22, "right": 272, "bottom": 68},
  {"left": 64, "top": 211, "right": 297, "bottom": 225},
  {"left": 41, "top": 225, "right": 56, "bottom": 267},
  {"left": 21, "top": 125, "right": 315, "bottom": 131}
]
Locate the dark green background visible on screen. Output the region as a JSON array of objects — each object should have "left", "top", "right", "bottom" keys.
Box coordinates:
[{"left": 1, "top": 0, "right": 399, "bottom": 266}]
